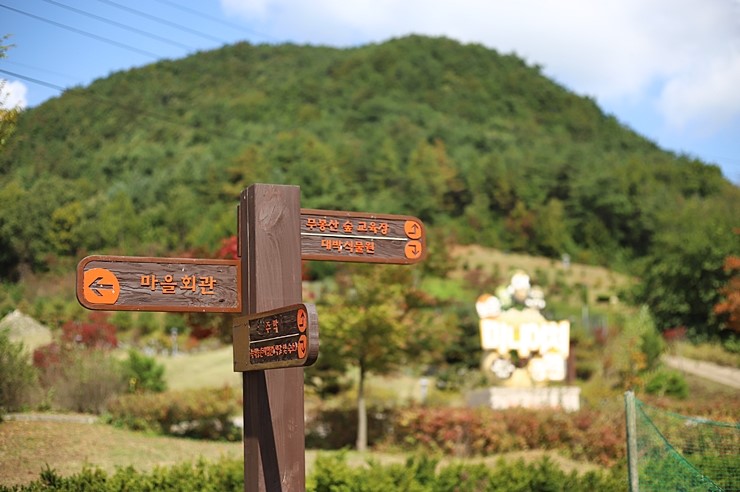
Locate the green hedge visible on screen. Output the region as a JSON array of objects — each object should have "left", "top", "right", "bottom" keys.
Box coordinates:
[
  {"left": 105, "top": 386, "right": 240, "bottom": 441},
  {"left": 0, "top": 459, "right": 243, "bottom": 492},
  {"left": 1, "top": 454, "right": 625, "bottom": 491}
]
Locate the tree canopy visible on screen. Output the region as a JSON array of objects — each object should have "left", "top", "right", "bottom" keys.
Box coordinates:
[{"left": 1, "top": 35, "right": 737, "bottom": 336}]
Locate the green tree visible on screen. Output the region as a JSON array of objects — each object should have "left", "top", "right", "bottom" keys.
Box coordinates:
[
  {"left": 0, "top": 328, "right": 38, "bottom": 412},
  {"left": 318, "top": 264, "right": 449, "bottom": 451},
  {"left": 533, "top": 198, "right": 574, "bottom": 256},
  {"left": 632, "top": 194, "right": 740, "bottom": 338},
  {"left": 121, "top": 349, "right": 167, "bottom": 393},
  {"left": 0, "top": 36, "right": 20, "bottom": 149}
]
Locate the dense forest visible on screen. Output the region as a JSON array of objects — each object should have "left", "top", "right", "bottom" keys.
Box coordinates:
[{"left": 1, "top": 36, "right": 738, "bottom": 336}]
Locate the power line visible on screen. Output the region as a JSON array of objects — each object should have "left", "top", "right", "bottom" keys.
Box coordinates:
[
  {"left": 0, "top": 3, "right": 160, "bottom": 60},
  {"left": 38, "top": 0, "right": 195, "bottom": 52},
  {"left": 150, "top": 0, "right": 276, "bottom": 41},
  {"left": 0, "top": 68, "right": 67, "bottom": 91},
  {"left": 2, "top": 60, "right": 79, "bottom": 82},
  {"left": 92, "top": 0, "right": 228, "bottom": 44}
]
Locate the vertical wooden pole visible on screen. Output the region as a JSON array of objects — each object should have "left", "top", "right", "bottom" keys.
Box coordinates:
[
  {"left": 240, "top": 184, "right": 305, "bottom": 492},
  {"left": 625, "top": 390, "right": 639, "bottom": 492}
]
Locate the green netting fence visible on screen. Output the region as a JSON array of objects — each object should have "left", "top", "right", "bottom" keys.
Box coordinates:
[{"left": 625, "top": 391, "right": 740, "bottom": 491}]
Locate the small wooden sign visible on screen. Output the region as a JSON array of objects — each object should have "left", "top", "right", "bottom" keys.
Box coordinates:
[
  {"left": 300, "top": 209, "right": 426, "bottom": 264},
  {"left": 233, "top": 303, "right": 319, "bottom": 372},
  {"left": 76, "top": 255, "right": 241, "bottom": 312}
]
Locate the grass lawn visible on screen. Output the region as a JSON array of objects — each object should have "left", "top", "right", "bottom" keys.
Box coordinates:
[
  {"left": 0, "top": 419, "right": 240, "bottom": 487},
  {"left": 157, "top": 345, "right": 241, "bottom": 390},
  {"left": 0, "top": 419, "right": 602, "bottom": 487}
]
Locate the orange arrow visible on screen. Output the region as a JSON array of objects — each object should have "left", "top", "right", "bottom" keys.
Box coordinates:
[
  {"left": 297, "top": 308, "right": 307, "bottom": 333},
  {"left": 297, "top": 335, "right": 308, "bottom": 359},
  {"left": 404, "top": 220, "right": 423, "bottom": 239},
  {"left": 83, "top": 268, "right": 120, "bottom": 305},
  {"left": 404, "top": 240, "right": 423, "bottom": 260}
]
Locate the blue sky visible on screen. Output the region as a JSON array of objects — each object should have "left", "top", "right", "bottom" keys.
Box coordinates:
[{"left": 2, "top": 0, "right": 739, "bottom": 183}]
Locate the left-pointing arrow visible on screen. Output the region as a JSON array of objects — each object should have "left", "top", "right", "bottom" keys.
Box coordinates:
[
  {"left": 82, "top": 268, "right": 120, "bottom": 305},
  {"left": 88, "top": 277, "right": 114, "bottom": 296}
]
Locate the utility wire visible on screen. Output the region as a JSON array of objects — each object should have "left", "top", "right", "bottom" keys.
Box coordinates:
[
  {"left": 0, "top": 3, "right": 160, "bottom": 60},
  {"left": 2, "top": 60, "right": 79, "bottom": 82},
  {"left": 150, "top": 0, "right": 276, "bottom": 41},
  {"left": 93, "top": 0, "right": 228, "bottom": 44},
  {"left": 38, "top": 0, "right": 195, "bottom": 52},
  {"left": 0, "top": 68, "right": 67, "bottom": 91}
]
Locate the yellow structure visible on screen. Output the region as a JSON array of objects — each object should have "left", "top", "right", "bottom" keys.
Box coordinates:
[{"left": 476, "top": 272, "right": 570, "bottom": 386}]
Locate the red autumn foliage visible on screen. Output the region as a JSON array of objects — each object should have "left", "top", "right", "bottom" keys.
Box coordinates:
[
  {"left": 391, "top": 406, "right": 627, "bottom": 466},
  {"left": 662, "top": 326, "right": 688, "bottom": 342},
  {"left": 216, "top": 235, "right": 238, "bottom": 260},
  {"left": 714, "top": 255, "right": 740, "bottom": 334},
  {"left": 61, "top": 312, "right": 118, "bottom": 349},
  {"left": 32, "top": 342, "right": 62, "bottom": 370}
]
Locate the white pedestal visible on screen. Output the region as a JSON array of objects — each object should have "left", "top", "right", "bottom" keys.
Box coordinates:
[{"left": 467, "top": 386, "right": 581, "bottom": 412}]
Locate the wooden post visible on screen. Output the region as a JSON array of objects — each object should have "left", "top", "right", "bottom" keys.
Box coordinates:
[
  {"left": 240, "top": 184, "right": 305, "bottom": 492},
  {"left": 625, "top": 390, "right": 639, "bottom": 492}
]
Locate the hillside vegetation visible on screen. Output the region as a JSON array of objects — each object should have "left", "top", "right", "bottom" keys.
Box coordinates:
[{"left": 0, "top": 36, "right": 737, "bottom": 336}]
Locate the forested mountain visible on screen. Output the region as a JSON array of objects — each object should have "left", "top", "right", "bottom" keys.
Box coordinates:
[{"left": 1, "top": 36, "right": 737, "bottom": 281}]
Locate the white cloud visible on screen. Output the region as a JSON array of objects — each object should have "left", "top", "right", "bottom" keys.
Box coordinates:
[
  {"left": 0, "top": 80, "right": 28, "bottom": 110},
  {"left": 221, "top": 0, "right": 740, "bottom": 134},
  {"left": 660, "top": 53, "right": 740, "bottom": 132},
  {"left": 220, "top": 0, "right": 273, "bottom": 21}
]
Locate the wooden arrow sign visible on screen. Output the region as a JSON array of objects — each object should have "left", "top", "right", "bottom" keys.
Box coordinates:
[
  {"left": 233, "top": 303, "right": 319, "bottom": 371},
  {"left": 76, "top": 255, "right": 241, "bottom": 312},
  {"left": 300, "top": 209, "right": 426, "bottom": 264}
]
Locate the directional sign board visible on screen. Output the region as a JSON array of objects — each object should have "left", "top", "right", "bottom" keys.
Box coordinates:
[
  {"left": 233, "top": 303, "right": 319, "bottom": 371},
  {"left": 300, "top": 209, "right": 426, "bottom": 264},
  {"left": 76, "top": 255, "right": 241, "bottom": 312}
]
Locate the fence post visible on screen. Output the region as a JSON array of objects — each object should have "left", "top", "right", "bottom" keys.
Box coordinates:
[{"left": 625, "top": 390, "right": 639, "bottom": 492}]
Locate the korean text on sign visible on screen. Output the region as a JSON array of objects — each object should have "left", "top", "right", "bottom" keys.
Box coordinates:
[{"left": 140, "top": 274, "right": 217, "bottom": 294}]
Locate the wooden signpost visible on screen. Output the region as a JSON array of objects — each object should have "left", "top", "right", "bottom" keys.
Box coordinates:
[
  {"left": 76, "top": 255, "right": 241, "bottom": 313},
  {"left": 232, "top": 303, "right": 319, "bottom": 372},
  {"left": 300, "top": 209, "right": 426, "bottom": 264},
  {"left": 76, "top": 183, "right": 426, "bottom": 492}
]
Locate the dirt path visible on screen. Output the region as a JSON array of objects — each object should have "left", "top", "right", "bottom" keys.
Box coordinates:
[
  {"left": 663, "top": 355, "right": 740, "bottom": 389},
  {"left": 3, "top": 413, "right": 97, "bottom": 424}
]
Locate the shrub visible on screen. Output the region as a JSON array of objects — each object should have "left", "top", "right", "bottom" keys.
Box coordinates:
[
  {"left": 307, "top": 453, "right": 625, "bottom": 492},
  {"left": 390, "top": 406, "right": 626, "bottom": 466},
  {"left": 33, "top": 343, "right": 126, "bottom": 413},
  {"left": 53, "top": 349, "right": 126, "bottom": 413},
  {"left": 0, "top": 328, "right": 38, "bottom": 412},
  {"left": 2, "top": 454, "right": 625, "bottom": 492},
  {"left": 121, "top": 349, "right": 167, "bottom": 393},
  {"left": 305, "top": 403, "right": 392, "bottom": 449},
  {"left": 106, "top": 386, "right": 240, "bottom": 441},
  {"left": 61, "top": 312, "right": 117, "bottom": 349},
  {"left": 644, "top": 369, "right": 689, "bottom": 399},
  {"left": 0, "top": 458, "right": 244, "bottom": 492}
]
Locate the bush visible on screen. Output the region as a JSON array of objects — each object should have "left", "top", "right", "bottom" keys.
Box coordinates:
[
  {"left": 106, "top": 386, "right": 240, "bottom": 441},
  {"left": 644, "top": 369, "right": 689, "bottom": 399},
  {"left": 308, "top": 453, "right": 625, "bottom": 492},
  {"left": 306, "top": 403, "right": 392, "bottom": 449},
  {"left": 53, "top": 349, "right": 127, "bottom": 413},
  {"left": 389, "top": 406, "right": 626, "bottom": 466},
  {"left": 61, "top": 312, "right": 117, "bottom": 349},
  {"left": 0, "top": 458, "right": 244, "bottom": 492},
  {"left": 33, "top": 343, "right": 126, "bottom": 413},
  {"left": 121, "top": 349, "right": 167, "bottom": 393},
  {"left": 0, "top": 328, "right": 38, "bottom": 412},
  {"left": 1, "top": 454, "right": 625, "bottom": 492}
]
